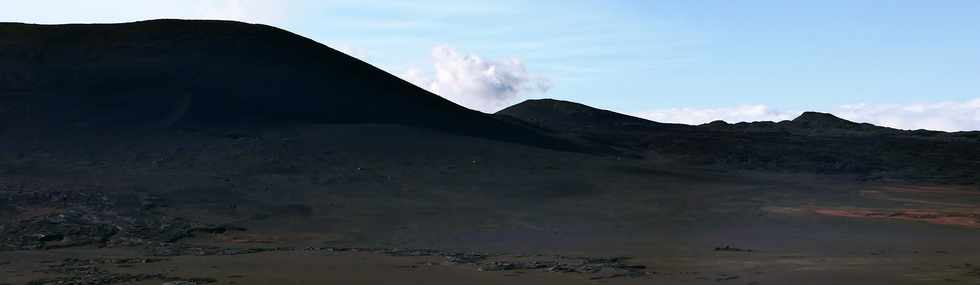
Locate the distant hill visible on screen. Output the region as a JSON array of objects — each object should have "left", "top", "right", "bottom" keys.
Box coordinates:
[
  {"left": 496, "top": 99, "right": 696, "bottom": 153},
  {"left": 499, "top": 99, "right": 980, "bottom": 184},
  {"left": 497, "top": 99, "right": 671, "bottom": 131},
  {"left": 0, "top": 19, "right": 575, "bottom": 150},
  {"left": 789, "top": 112, "right": 865, "bottom": 129},
  {"left": 696, "top": 111, "right": 897, "bottom": 135}
]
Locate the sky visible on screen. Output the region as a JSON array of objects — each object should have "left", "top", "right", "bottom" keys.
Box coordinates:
[{"left": 3, "top": 0, "right": 980, "bottom": 131}]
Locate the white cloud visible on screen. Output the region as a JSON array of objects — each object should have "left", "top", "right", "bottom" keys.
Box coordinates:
[
  {"left": 401, "top": 45, "right": 551, "bottom": 113},
  {"left": 635, "top": 105, "right": 795, "bottom": 125},
  {"left": 835, "top": 98, "right": 980, "bottom": 131},
  {"left": 634, "top": 97, "right": 980, "bottom": 131}
]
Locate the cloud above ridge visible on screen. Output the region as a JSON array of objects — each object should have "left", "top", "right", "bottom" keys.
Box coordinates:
[
  {"left": 401, "top": 45, "right": 552, "bottom": 113},
  {"left": 635, "top": 105, "right": 795, "bottom": 125}
]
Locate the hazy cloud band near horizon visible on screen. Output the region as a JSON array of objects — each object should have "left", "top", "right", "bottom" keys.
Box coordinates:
[{"left": 634, "top": 98, "right": 980, "bottom": 132}]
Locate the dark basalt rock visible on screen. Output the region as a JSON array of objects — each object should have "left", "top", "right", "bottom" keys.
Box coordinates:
[
  {"left": 0, "top": 190, "right": 247, "bottom": 251},
  {"left": 1, "top": 212, "right": 120, "bottom": 250},
  {"left": 714, "top": 245, "right": 755, "bottom": 252}
]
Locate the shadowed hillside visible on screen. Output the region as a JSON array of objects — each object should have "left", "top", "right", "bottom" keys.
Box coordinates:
[
  {"left": 0, "top": 19, "right": 577, "bottom": 150},
  {"left": 499, "top": 99, "right": 980, "bottom": 183}
]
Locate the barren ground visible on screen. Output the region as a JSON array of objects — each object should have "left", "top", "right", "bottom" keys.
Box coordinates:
[{"left": 2, "top": 125, "right": 979, "bottom": 284}]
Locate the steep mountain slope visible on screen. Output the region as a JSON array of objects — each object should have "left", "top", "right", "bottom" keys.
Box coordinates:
[
  {"left": 0, "top": 19, "right": 573, "bottom": 150},
  {"left": 499, "top": 99, "right": 980, "bottom": 183}
]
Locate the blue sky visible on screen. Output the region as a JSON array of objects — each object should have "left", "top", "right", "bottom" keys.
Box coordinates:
[{"left": 4, "top": 1, "right": 979, "bottom": 130}]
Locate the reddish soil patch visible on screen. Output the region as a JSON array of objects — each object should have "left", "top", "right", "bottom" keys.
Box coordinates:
[
  {"left": 812, "top": 208, "right": 980, "bottom": 228},
  {"left": 860, "top": 186, "right": 980, "bottom": 208},
  {"left": 871, "top": 185, "right": 980, "bottom": 195}
]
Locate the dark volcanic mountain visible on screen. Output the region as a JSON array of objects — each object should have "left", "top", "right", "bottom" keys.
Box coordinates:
[
  {"left": 499, "top": 99, "right": 980, "bottom": 184},
  {"left": 2, "top": 20, "right": 980, "bottom": 284},
  {"left": 0, "top": 19, "right": 569, "bottom": 149}
]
